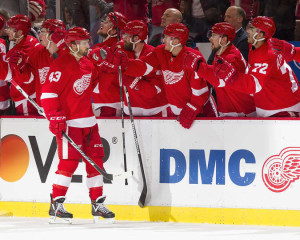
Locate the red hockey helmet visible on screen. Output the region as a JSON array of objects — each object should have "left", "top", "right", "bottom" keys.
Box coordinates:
[
  {"left": 250, "top": 16, "right": 276, "bottom": 39},
  {"left": 163, "top": 23, "right": 189, "bottom": 45},
  {"left": 7, "top": 14, "right": 31, "bottom": 36},
  {"left": 0, "top": 15, "right": 5, "bottom": 30},
  {"left": 108, "top": 12, "right": 128, "bottom": 30},
  {"left": 123, "top": 20, "right": 148, "bottom": 40},
  {"left": 212, "top": 22, "right": 236, "bottom": 42},
  {"left": 65, "top": 27, "right": 90, "bottom": 47},
  {"left": 42, "top": 19, "right": 66, "bottom": 33}
]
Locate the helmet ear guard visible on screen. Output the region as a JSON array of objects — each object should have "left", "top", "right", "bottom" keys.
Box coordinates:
[
  {"left": 42, "top": 19, "right": 66, "bottom": 34},
  {"left": 123, "top": 20, "right": 148, "bottom": 41},
  {"left": 107, "top": 12, "right": 128, "bottom": 30},
  {"left": 211, "top": 22, "right": 235, "bottom": 43},
  {"left": 7, "top": 14, "right": 31, "bottom": 37},
  {"left": 123, "top": 20, "right": 148, "bottom": 49},
  {"left": 250, "top": 16, "right": 276, "bottom": 39},
  {"left": 64, "top": 27, "right": 90, "bottom": 55},
  {"left": 65, "top": 27, "right": 90, "bottom": 48},
  {"left": 163, "top": 23, "right": 189, "bottom": 46}
]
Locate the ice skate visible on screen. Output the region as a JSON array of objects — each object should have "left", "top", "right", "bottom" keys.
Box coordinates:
[
  {"left": 91, "top": 196, "right": 115, "bottom": 223},
  {"left": 49, "top": 194, "right": 73, "bottom": 224}
]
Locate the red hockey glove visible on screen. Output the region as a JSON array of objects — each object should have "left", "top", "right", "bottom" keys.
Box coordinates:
[
  {"left": 213, "top": 56, "right": 238, "bottom": 84},
  {"left": 269, "top": 38, "right": 295, "bottom": 62},
  {"left": 178, "top": 103, "right": 201, "bottom": 129},
  {"left": 8, "top": 50, "right": 27, "bottom": 70},
  {"left": 99, "top": 46, "right": 128, "bottom": 73},
  {"left": 88, "top": 47, "right": 105, "bottom": 66},
  {"left": 183, "top": 51, "right": 204, "bottom": 71},
  {"left": 51, "top": 28, "right": 66, "bottom": 49},
  {"left": 49, "top": 112, "right": 67, "bottom": 139}
]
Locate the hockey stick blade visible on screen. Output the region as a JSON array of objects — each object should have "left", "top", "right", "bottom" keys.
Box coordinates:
[
  {"left": 138, "top": 185, "right": 147, "bottom": 208},
  {"left": 113, "top": 170, "right": 134, "bottom": 180}
]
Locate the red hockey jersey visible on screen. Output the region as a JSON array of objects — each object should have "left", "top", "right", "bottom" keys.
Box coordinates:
[
  {"left": 231, "top": 41, "right": 300, "bottom": 117},
  {"left": 7, "top": 35, "right": 40, "bottom": 103},
  {"left": 199, "top": 44, "right": 256, "bottom": 117},
  {"left": 124, "top": 45, "right": 210, "bottom": 115},
  {"left": 123, "top": 43, "right": 168, "bottom": 116},
  {"left": 92, "top": 39, "right": 135, "bottom": 114},
  {"left": 41, "top": 53, "right": 98, "bottom": 127},
  {"left": 20, "top": 45, "right": 68, "bottom": 107},
  {"left": 0, "top": 38, "right": 10, "bottom": 111}
]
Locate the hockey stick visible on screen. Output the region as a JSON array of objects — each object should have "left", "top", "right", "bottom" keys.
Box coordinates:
[
  {"left": 10, "top": 79, "right": 133, "bottom": 181},
  {"left": 110, "top": 15, "right": 128, "bottom": 186},
  {"left": 123, "top": 86, "right": 147, "bottom": 207},
  {"left": 108, "top": 16, "right": 147, "bottom": 207},
  {"left": 118, "top": 56, "right": 129, "bottom": 186}
]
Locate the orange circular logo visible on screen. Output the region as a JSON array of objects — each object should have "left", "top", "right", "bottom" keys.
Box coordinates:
[{"left": 0, "top": 135, "right": 29, "bottom": 182}]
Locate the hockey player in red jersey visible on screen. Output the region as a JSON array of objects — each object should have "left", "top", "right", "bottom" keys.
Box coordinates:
[
  {"left": 102, "top": 23, "right": 216, "bottom": 128},
  {"left": 89, "top": 12, "right": 129, "bottom": 116},
  {"left": 0, "top": 15, "right": 10, "bottom": 115},
  {"left": 41, "top": 27, "right": 115, "bottom": 223},
  {"left": 5, "top": 14, "right": 40, "bottom": 116},
  {"left": 184, "top": 22, "right": 256, "bottom": 117},
  {"left": 15, "top": 19, "right": 67, "bottom": 108},
  {"left": 92, "top": 11, "right": 128, "bottom": 50},
  {"left": 214, "top": 16, "right": 300, "bottom": 117},
  {"left": 121, "top": 20, "right": 168, "bottom": 116}
]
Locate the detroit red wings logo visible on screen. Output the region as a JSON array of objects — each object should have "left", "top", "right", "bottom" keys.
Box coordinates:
[
  {"left": 162, "top": 70, "right": 184, "bottom": 85},
  {"left": 38, "top": 67, "right": 50, "bottom": 84},
  {"left": 73, "top": 73, "right": 91, "bottom": 95},
  {"left": 262, "top": 147, "right": 300, "bottom": 192}
]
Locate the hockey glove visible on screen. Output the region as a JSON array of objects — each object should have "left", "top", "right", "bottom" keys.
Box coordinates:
[
  {"left": 183, "top": 51, "right": 204, "bottom": 71},
  {"left": 178, "top": 103, "right": 201, "bottom": 129},
  {"left": 8, "top": 50, "right": 27, "bottom": 71},
  {"left": 213, "top": 56, "right": 238, "bottom": 84},
  {"left": 49, "top": 112, "right": 67, "bottom": 139},
  {"left": 88, "top": 47, "right": 105, "bottom": 66},
  {"left": 100, "top": 46, "right": 128, "bottom": 73},
  {"left": 51, "top": 28, "right": 66, "bottom": 49},
  {"left": 269, "top": 38, "right": 295, "bottom": 62}
]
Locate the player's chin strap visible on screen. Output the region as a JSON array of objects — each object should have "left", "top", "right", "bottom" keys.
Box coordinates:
[
  {"left": 252, "top": 32, "right": 265, "bottom": 46},
  {"left": 45, "top": 33, "right": 52, "bottom": 50},
  {"left": 104, "top": 27, "right": 118, "bottom": 41},
  {"left": 217, "top": 37, "right": 231, "bottom": 56},
  {"left": 169, "top": 40, "right": 181, "bottom": 53},
  {"left": 68, "top": 43, "right": 84, "bottom": 58},
  {"left": 13, "top": 32, "right": 24, "bottom": 43},
  {"left": 130, "top": 38, "right": 141, "bottom": 50}
]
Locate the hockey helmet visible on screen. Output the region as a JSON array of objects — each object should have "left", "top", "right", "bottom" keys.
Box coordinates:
[
  {"left": 107, "top": 12, "right": 128, "bottom": 30},
  {"left": 65, "top": 27, "right": 90, "bottom": 47},
  {"left": 163, "top": 23, "right": 189, "bottom": 45},
  {"left": 212, "top": 22, "right": 236, "bottom": 42},
  {"left": 6, "top": 14, "right": 31, "bottom": 36},
  {"left": 250, "top": 16, "right": 276, "bottom": 39},
  {"left": 42, "top": 19, "right": 66, "bottom": 33},
  {"left": 123, "top": 20, "right": 148, "bottom": 40}
]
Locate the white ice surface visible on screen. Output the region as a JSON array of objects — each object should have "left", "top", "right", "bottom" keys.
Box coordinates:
[{"left": 0, "top": 217, "right": 300, "bottom": 240}]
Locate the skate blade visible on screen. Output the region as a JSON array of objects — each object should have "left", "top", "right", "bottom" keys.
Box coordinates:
[
  {"left": 93, "top": 216, "right": 115, "bottom": 224},
  {"left": 49, "top": 216, "right": 72, "bottom": 224}
]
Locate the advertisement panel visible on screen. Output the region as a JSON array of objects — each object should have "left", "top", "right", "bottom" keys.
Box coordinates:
[
  {"left": 0, "top": 118, "right": 143, "bottom": 205},
  {"left": 1, "top": 118, "right": 300, "bottom": 212},
  {"left": 150, "top": 119, "right": 300, "bottom": 210}
]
